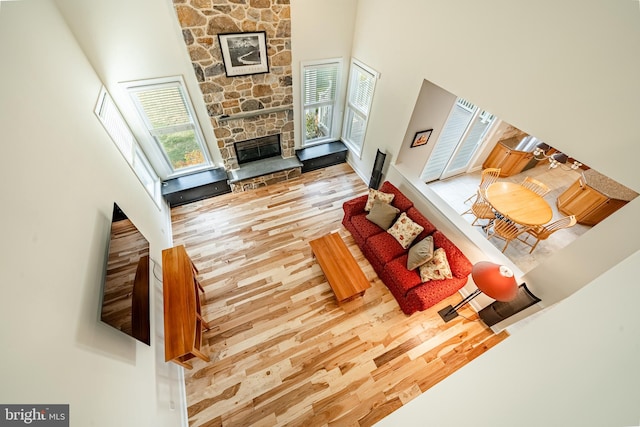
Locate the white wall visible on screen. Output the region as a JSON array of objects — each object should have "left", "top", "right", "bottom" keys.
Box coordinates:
[
  {"left": 347, "top": 0, "right": 640, "bottom": 192},
  {"left": 54, "top": 0, "right": 225, "bottom": 178},
  {"left": 290, "top": 0, "right": 357, "bottom": 149},
  {"left": 335, "top": 0, "right": 640, "bottom": 311},
  {"left": 0, "top": 2, "right": 183, "bottom": 426},
  {"left": 288, "top": 1, "right": 640, "bottom": 422},
  {"left": 395, "top": 80, "right": 457, "bottom": 174},
  {"left": 376, "top": 249, "right": 640, "bottom": 427}
]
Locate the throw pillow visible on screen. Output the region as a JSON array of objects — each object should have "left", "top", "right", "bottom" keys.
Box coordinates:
[
  {"left": 406, "top": 235, "right": 434, "bottom": 270},
  {"left": 365, "top": 188, "right": 395, "bottom": 211},
  {"left": 387, "top": 212, "right": 424, "bottom": 249},
  {"left": 366, "top": 200, "right": 400, "bottom": 230},
  {"left": 418, "top": 248, "right": 453, "bottom": 282}
]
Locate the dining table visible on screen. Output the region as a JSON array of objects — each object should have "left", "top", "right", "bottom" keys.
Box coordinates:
[{"left": 484, "top": 181, "right": 553, "bottom": 227}]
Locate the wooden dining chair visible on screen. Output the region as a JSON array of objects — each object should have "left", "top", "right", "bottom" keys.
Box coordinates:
[
  {"left": 521, "top": 176, "right": 551, "bottom": 197},
  {"left": 487, "top": 217, "right": 530, "bottom": 252},
  {"left": 463, "top": 168, "right": 501, "bottom": 204},
  {"left": 518, "top": 215, "right": 577, "bottom": 253},
  {"left": 462, "top": 189, "right": 495, "bottom": 234}
]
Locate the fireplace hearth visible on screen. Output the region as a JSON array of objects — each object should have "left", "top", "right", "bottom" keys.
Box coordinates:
[
  {"left": 234, "top": 134, "right": 281, "bottom": 165},
  {"left": 226, "top": 132, "right": 301, "bottom": 193}
]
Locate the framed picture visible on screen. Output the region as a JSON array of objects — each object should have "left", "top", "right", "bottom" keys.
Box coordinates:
[
  {"left": 410, "top": 129, "right": 433, "bottom": 148},
  {"left": 217, "top": 31, "right": 269, "bottom": 77}
]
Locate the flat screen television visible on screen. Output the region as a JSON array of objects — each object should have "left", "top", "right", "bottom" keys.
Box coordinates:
[{"left": 100, "top": 203, "right": 151, "bottom": 345}]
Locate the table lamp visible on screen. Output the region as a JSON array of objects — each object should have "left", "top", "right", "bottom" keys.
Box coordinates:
[{"left": 438, "top": 261, "right": 518, "bottom": 322}]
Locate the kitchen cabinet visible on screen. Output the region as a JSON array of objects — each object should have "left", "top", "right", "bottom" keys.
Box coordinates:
[
  {"left": 483, "top": 137, "right": 535, "bottom": 177},
  {"left": 557, "top": 170, "right": 638, "bottom": 226}
]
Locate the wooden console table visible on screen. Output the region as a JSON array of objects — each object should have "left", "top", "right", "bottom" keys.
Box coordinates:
[
  {"left": 309, "top": 233, "right": 370, "bottom": 304},
  {"left": 162, "top": 245, "right": 210, "bottom": 369}
]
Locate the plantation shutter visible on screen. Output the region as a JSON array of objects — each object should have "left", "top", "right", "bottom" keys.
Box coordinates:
[
  {"left": 342, "top": 59, "right": 378, "bottom": 156},
  {"left": 96, "top": 90, "right": 135, "bottom": 163},
  {"left": 124, "top": 76, "right": 212, "bottom": 175},
  {"left": 132, "top": 85, "right": 195, "bottom": 136},
  {"left": 301, "top": 59, "right": 342, "bottom": 145},
  {"left": 348, "top": 65, "right": 375, "bottom": 116},
  {"left": 94, "top": 87, "right": 161, "bottom": 206},
  {"left": 303, "top": 63, "right": 339, "bottom": 106}
]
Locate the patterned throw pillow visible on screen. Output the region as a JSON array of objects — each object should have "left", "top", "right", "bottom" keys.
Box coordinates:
[
  {"left": 387, "top": 212, "right": 424, "bottom": 249},
  {"left": 418, "top": 248, "right": 453, "bottom": 282},
  {"left": 366, "top": 199, "right": 400, "bottom": 230},
  {"left": 365, "top": 188, "right": 395, "bottom": 211},
  {"left": 406, "top": 235, "right": 434, "bottom": 270}
]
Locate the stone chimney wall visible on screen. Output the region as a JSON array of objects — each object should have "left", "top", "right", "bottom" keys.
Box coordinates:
[{"left": 172, "top": 0, "right": 293, "bottom": 171}]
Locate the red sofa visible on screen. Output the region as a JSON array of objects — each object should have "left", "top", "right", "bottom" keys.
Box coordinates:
[{"left": 342, "top": 181, "right": 472, "bottom": 315}]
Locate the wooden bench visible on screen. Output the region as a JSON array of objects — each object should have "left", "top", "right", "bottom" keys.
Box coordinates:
[
  {"left": 161, "top": 168, "right": 230, "bottom": 207},
  {"left": 295, "top": 141, "right": 348, "bottom": 173}
]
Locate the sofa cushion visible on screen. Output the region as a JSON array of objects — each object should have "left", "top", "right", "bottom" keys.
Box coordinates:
[
  {"left": 407, "top": 235, "right": 434, "bottom": 270},
  {"left": 418, "top": 247, "right": 453, "bottom": 282},
  {"left": 379, "top": 181, "right": 414, "bottom": 212},
  {"left": 366, "top": 232, "right": 407, "bottom": 266},
  {"left": 350, "top": 213, "right": 385, "bottom": 243},
  {"left": 343, "top": 194, "right": 368, "bottom": 218},
  {"left": 378, "top": 261, "right": 423, "bottom": 315},
  {"left": 365, "top": 188, "right": 395, "bottom": 211},
  {"left": 366, "top": 200, "right": 400, "bottom": 230},
  {"left": 384, "top": 254, "right": 423, "bottom": 295},
  {"left": 406, "top": 207, "right": 437, "bottom": 240},
  {"left": 387, "top": 212, "right": 424, "bottom": 249},
  {"left": 406, "top": 276, "right": 468, "bottom": 312},
  {"left": 432, "top": 231, "right": 473, "bottom": 278}
]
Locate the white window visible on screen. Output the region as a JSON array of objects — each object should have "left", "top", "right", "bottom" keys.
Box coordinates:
[
  {"left": 123, "top": 76, "right": 212, "bottom": 177},
  {"left": 301, "top": 59, "right": 342, "bottom": 146},
  {"left": 342, "top": 59, "right": 378, "bottom": 157},
  {"left": 95, "top": 87, "right": 161, "bottom": 207}
]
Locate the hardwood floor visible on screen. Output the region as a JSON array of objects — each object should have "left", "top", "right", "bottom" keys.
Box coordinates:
[{"left": 170, "top": 163, "right": 508, "bottom": 427}]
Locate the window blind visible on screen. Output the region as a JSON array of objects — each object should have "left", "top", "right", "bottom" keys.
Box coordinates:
[
  {"left": 96, "top": 90, "right": 134, "bottom": 163},
  {"left": 301, "top": 59, "right": 342, "bottom": 145},
  {"left": 133, "top": 85, "right": 192, "bottom": 131},
  {"left": 124, "top": 76, "right": 212, "bottom": 175},
  {"left": 342, "top": 59, "right": 378, "bottom": 156},
  {"left": 303, "top": 62, "right": 339, "bottom": 106},
  {"left": 94, "top": 86, "right": 161, "bottom": 206},
  {"left": 348, "top": 65, "right": 376, "bottom": 115}
]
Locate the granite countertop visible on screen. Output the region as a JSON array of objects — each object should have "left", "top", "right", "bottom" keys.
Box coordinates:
[
  {"left": 582, "top": 169, "right": 639, "bottom": 201},
  {"left": 498, "top": 137, "right": 522, "bottom": 150}
]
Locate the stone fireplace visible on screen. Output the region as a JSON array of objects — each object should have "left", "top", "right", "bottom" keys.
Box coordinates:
[
  {"left": 172, "top": 0, "right": 296, "bottom": 192},
  {"left": 215, "top": 107, "right": 294, "bottom": 171}
]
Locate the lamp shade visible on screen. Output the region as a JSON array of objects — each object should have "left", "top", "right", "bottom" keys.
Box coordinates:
[
  {"left": 471, "top": 261, "right": 518, "bottom": 302},
  {"left": 551, "top": 152, "right": 568, "bottom": 164},
  {"left": 535, "top": 142, "right": 550, "bottom": 152}
]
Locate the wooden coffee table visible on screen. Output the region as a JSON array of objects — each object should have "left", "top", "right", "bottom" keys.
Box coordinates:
[{"left": 309, "top": 232, "right": 370, "bottom": 304}]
